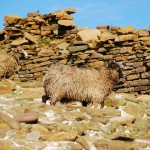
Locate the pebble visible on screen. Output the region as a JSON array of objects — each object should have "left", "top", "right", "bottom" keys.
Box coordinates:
[{"left": 14, "top": 112, "right": 38, "bottom": 123}]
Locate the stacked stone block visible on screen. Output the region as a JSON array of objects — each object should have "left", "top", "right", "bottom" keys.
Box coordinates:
[{"left": 0, "top": 9, "right": 150, "bottom": 94}]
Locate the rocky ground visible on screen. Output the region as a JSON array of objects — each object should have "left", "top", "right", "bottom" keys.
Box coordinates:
[{"left": 0, "top": 79, "right": 149, "bottom": 150}]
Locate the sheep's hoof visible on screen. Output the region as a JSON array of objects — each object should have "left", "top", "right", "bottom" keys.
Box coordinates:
[{"left": 50, "top": 100, "right": 56, "bottom": 105}]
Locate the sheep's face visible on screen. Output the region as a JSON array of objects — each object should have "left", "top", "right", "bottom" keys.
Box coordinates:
[{"left": 107, "top": 61, "right": 123, "bottom": 79}]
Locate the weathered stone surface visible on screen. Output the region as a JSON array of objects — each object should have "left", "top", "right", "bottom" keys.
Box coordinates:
[
  {"left": 31, "top": 124, "right": 49, "bottom": 134},
  {"left": 27, "top": 11, "right": 40, "bottom": 17},
  {"left": 99, "top": 32, "right": 116, "bottom": 42},
  {"left": 139, "top": 37, "right": 150, "bottom": 41},
  {"left": 0, "top": 111, "right": 21, "bottom": 130},
  {"left": 115, "top": 34, "right": 138, "bottom": 42},
  {"left": 4, "top": 14, "right": 22, "bottom": 24},
  {"left": 116, "top": 26, "right": 135, "bottom": 34},
  {"left": 123, "top": 102, "right": 145, "bottom": 118},
  {"left": 120, "top": 47, "right": 132, "bottom": 54},
  {"left": 105, "top": 93, "right": 127, "bottom": 108},
  {"left": 34, "top": 16, "right": 45, "bottom": 23},
  {"left": 24, "top": 32, "right": 38, "bottom": 44},
  {"left": 77, "top": 29, "right": 101, "bottom": 42},
  {"left": 127, "top": 74, "right": 140, "bottom": 80},
  {"left": 14, "top": 112, "right": 38, "bottom": 123},
  {"left": 76, "top": 136, "right": 90, "bottom": 150},
  {"left": 68, "top": 45, "right": 88, "bottom": 53},
  {"left": 95, "top": 139, "right": 137, "bottom": 150},
  {"left": 135, "top": 66, "right": 146, "bottom": 73},
  {"left": 11, "top": 39, "right": 28, "bottom": 47},
  {"left": 58, "top": 20, "right": 75, "bottom": 26},
  {"left": 52, "top": 9, "right": 74, "bottom": 20},
  {"left": 64, "top": 8, "right": 77, "bottom": 14},
  {"left": 26, "top": 130, "right": 41, "bottom": 141},
  {"left": 137, "top": 29, "right": 149, "bottom": 37},
  {"left": 109, "top": 114, "right": 135, "bottom": 125},
  {"left": 42, "top": 130, "right": 77, "bottom": 142},
  {"left": 136, "top": 95, "right": 150, "bottom": 102},
  {"left": 141, "top": 72, "right": 150, "bottom": 78}
]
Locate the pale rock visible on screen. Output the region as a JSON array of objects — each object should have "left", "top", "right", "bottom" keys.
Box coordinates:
[
  {"left": 123, "top": 102, "right": 145, "bottom": 118},
  {"left": 116, "top": 26, "right": 135, "bottom": 34},
  {"left": 34, "top": 16, "right": 45, "bottom": 23},
  {"left": 139, "top": 37, "right": 150, "bottom": 41},
  {"left": 27, "top": 11, "right": 40, "bottom": 17},
  {"left": 76, "top": 136, "right": 91, "bottom": 150},
  {"left": 31, "top": 124, "right": 49, "bottom": 134},
  {"left": 95, "top": 139, "right": 137, "bottom": 150},
  {"left": 11, "top": 38, "right": 28, "bottom": 46},
  {"left": 24, "top": 32, "right": 38, "bottom": 44},
  {"left": 77, "top": 29, "right": 101, "bottom": 42},
  {"left": 4, "top": 14, "right": 22, "bottom": 24},
  {"left": 109, "top": 115, "right": 135, "bottom": 125},
  {"left": 88, "top": 61, "right": 104, "bottom": 68},
  {"left": 57, "top": 42, "right": 69, "bottom": 50},
  {"left": 0, "top": 111, "right": 21, "bottom": 130},
  {"left": 42, "top": 130, "right": 77, "bottom": 142},
  {"left": 0, "top": 123, "right": 10, "bottom": 138},
  {"left": 137, "top": 29, "right": 149, "bottom": 37},
  {"left": 14, "top": 112, "right": 38, "bottom": 123},
  {"left": 105, "top": 93, "right": 127, "bottom": 108},
  {"left": 58, "top": 20, "right": 76, "bottom": 26},
  {"left": 98, "top": 32, "right": 116, "bottom": 42},
  {"left": 52, "top": 9, "right": 74, "bottom": 20},
  {"left": 115, "top": 34, "right": 138, "bottom": 42},
  {"left": 0, "top": 30, "right": 4, "bottom": 35},
  {"left": 136, "top": 95, "right": 150, "bottom": 102},
  {"left": 64, "top": 8, "right": 77, "bottom": 14},
  {"left": 26, "top": 130, "right": 41, "bottom": 141}
]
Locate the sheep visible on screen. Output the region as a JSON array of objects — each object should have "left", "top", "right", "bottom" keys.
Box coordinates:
[
  {"left": 0, "top": 47, "right": 29, "bottom": 80},
  {"left": 42, "top": 61, "right": 123, "bottom": 107}
]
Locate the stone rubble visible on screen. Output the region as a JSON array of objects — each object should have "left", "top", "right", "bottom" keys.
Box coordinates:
[{"left": 0, "top": 79, "right": 149, "bottom": 149}]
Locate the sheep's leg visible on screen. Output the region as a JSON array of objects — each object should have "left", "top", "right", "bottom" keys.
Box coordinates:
[
  {"left": 42, "top": 95, "right": 49, "bottom": 103},
  {"left": 50, "top": 96, "right": 62, "bottom": 105},
  {"left": 101, "top": 101, "right": 105, "bottom": 108}
]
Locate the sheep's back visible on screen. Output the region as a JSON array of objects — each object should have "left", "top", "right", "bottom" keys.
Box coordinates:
[{"left": 43, "top": 64, "right": 114, "bottom": 103}]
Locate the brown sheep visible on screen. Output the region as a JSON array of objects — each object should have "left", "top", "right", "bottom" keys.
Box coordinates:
[
  {"left": 0, "top": 47, "right": 29, "bottom": 80},
  {"left": 42, "top": 61, "right": 123, "bottom": 107}
]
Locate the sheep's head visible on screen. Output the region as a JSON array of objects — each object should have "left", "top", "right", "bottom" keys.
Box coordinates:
[{"left": 107, "top": 61, "right": 123, "bottom": 79}]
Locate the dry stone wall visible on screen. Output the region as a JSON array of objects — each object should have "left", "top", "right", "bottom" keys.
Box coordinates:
[{"left": 0, "top": 8, "right": 150, "bottom": 94}]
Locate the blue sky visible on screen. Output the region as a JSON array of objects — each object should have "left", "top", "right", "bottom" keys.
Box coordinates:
[{"left": 0, "top": 0, "right": 150, "bottom": 30}]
